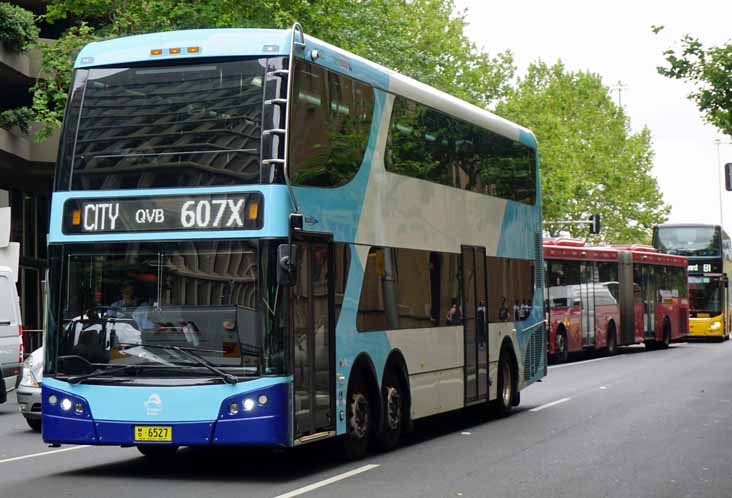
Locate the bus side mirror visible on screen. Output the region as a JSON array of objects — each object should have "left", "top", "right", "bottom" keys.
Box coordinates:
[
  {"left": 277, "top": 243, "right": 298, "bottom": 286},
  {"left": 725, "top": 163, "right": 732, "bottom": 192}
]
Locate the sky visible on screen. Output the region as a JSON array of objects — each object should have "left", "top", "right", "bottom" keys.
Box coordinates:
[{"left": 455, "top": 0, "right": 732, "bottom": 234}]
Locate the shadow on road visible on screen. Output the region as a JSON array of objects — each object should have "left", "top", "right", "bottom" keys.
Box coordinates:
[{"left": 57, "top": 403, "right": 515, "bottom": 485}]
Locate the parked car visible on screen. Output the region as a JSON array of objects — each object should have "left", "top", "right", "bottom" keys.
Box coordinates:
[
  {"left": 17, "top": 346, "right": 42, "bottom": 431},
  {"left": 0, "top": 266, "right": 22, "bottom": 404}
]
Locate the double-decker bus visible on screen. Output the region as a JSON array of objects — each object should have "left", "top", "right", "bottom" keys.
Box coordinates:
[
  {"left": 544, "top": 239, "right": 688, "bottom": 362},
  {"left": 42, "top": 25, "right": 546, "bottom": 459},
  {"left": 652, "top": 223, "right": 732, "bottom": 340}
]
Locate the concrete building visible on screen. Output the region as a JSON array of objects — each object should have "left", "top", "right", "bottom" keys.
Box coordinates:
[{"left": 1, "top": 1, "right": 59, "bottom": 334}]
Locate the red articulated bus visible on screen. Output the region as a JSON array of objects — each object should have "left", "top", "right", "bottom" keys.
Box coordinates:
[{"left": 544, "top": 238, "right": 689, "bottom": 362}]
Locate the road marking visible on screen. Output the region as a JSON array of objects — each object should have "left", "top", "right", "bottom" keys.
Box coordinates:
[
  {"left": 599, "top": 386, "right": 608, "bottom": 390},
  {"left": 529, "top": 397, "right": 571, "bottom": 412},
  {"left": 0, "top": 445, "right": 89, "bottom": 464},
  {"left": 272, "top": 464, "right": 380, "bottom": 498},
  {"left": 548, "top": 356, "right": 614, "bottom": 369}
]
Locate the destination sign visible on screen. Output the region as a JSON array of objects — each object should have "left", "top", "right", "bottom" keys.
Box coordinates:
[
  {"left": 688, "top": 260, "right": 722, "bottom": 275},
  {"left": 63, "top": 193, "right": 263, "bottom": 234}
]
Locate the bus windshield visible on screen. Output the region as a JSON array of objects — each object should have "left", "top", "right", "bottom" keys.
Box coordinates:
[
  {"left": 654, "top": 226, "right": 720, "bottom": 257},
  {"left": 56, "top": 57, "right": 283, "bottom": 191},
  {"left": 49, "top": 240, "right": 288, "bottom": 381},
  {"left": 688, "top": 276, "right": 722, "bottom": 316}
]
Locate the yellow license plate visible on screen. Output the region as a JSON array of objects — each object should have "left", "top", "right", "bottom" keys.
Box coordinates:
[{"left": 134, "top": 425, "right": 172, "bottom": 442}]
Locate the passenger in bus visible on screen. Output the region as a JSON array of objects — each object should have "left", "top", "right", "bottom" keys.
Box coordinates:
[
  {"left": 447, "top": 299, "right": 462, "bottom": 325},
  {"left": 499, "top": 298, "right": 509, "bottom": 321}
]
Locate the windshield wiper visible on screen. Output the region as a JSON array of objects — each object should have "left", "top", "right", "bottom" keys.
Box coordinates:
[
  {"left": 66, "top": 365, "right": 136, "bottom": 384},
  {"left": 118, "top": 343, "right": 239, "bottom": 384}
]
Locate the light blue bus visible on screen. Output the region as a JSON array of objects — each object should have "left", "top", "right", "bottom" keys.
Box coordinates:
[{"left": 42, "top": 24, "right": 546, "bottom": 459}]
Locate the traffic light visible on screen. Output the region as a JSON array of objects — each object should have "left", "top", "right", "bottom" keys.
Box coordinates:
[{"left": 589, "top": 213, "right": 601, "bottom": 235}]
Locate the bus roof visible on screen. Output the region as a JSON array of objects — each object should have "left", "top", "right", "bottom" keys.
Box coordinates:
[
  {"left": 543, "top": 238, "right": 687, "bottom": 267},
  {"left": 654, "top": 223, "right": 721, "bottom": 230},
  {"left": 74, "top": 28, "right": 536, "bottom": 148}
]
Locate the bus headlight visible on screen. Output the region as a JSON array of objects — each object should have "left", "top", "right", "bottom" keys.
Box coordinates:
[
  {"left": 242, "top": 399, "right": 255, "bottom": 412},
  {"left": 60, "top": 398, "right": 73, "bottom": 411},
  {"left": 710, "top": 321, "right": 722, "bottom": 330}
]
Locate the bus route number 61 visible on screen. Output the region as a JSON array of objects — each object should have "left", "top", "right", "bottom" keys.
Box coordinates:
[{"left": 180, "top": 199, "right": 245, "bottom": 229}]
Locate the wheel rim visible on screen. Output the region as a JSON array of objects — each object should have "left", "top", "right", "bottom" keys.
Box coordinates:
[
  {"left": 349, "top": 393, "right": 369, "bottom": 439},
  {"left": 385, "top": 386, "right": 401, "bottom": 431},
  {"left": 501, "top": 361, "right": 512, "bottom": 407}
]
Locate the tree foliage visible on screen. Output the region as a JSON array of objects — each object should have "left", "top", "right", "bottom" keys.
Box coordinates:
[
  {"left": 0, "top": 2, "right": 39, "bottom": 52},
  {"left": 656, "top": 31, "right": 732, "bottom": 138},
  {"left": 21, "top": 0, "right": 513, "bottom": 140},
  {"left": 496, "top": 61, "right": 669, "bottom": 243}
]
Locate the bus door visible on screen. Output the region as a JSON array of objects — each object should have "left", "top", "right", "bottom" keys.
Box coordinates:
[
  {"left": 461, "top": 246, "right": 489, "bottom": 403},
  {"left": 641, "top": 265, "right": 656, "bottom": 340},
  {"left": 292, "top": 237, "right": 335, "bottom": 441},
  {"left": 579, "top": 262, "right": 596, "bottom": 346}
]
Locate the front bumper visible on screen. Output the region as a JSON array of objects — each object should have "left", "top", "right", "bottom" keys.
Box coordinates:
[
  {"left": 16, "top": 384, "right": 41, "bottom": 420},
  {"left": 689, "top": 317, "right": 725, "bottom": 337},
  {"left": 42, "top": 378, "right": 291, "bottom": 447}
]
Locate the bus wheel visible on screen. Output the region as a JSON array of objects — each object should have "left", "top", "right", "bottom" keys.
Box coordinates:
[
  {"left": 376, "top": 369, "right": 404, "bottom": 452},
  {"left": 554, "top": 329, "right": 568, "bottom": 363},
  {"left": 136, "top": 445, "right": 178, "bottom": 459},
  {"left": 661, "top": 321, "right": 671, "bottom": 349},
  {"left": 492, "top": 350, "right": 515, "bottom": 418},
  {"left": 606, "top": 324, "right": 617, "bottom": 356},
  {"left": 343, "top": 375, "right": 372, "bottom": 460}
]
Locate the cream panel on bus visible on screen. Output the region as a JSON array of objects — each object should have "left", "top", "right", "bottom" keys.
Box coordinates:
[
  {"left": 408, "top": 368, "right": 464, "bottom": 420},
  {"left": 355, "top": 95, "right": 508, "bottom": 255},
  {"left": 385, "top": 326, "right": 463, "bottom": 375}
]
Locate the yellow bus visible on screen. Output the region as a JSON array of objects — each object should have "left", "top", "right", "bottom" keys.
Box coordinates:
[{"left": 652, "top": 224, "right": 732, "bottom": 340}]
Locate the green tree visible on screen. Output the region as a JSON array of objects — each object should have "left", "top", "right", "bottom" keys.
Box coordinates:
[
  {"left": 656, "top": 30, "right": 732, "bottom": 138},
  {"left": 496, "top": 61, "right": 669, "bottom": 243},
  {"left": 20, "top": 0, "right": 513, "bottom": 140}
]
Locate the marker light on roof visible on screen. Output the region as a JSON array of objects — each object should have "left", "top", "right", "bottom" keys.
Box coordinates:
[
  {"left": 169, "top": 48, "right": 181, "bottom": 54},
  {"left": 150, "top": 49, "right": 163, "bottom": 56},
  {"left": 187, "top": 47, "right": 200, "bottom": 53}
]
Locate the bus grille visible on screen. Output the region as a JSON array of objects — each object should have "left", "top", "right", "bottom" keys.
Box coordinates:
[
  {"left": 524, "top": 325, "right": 545, "bottom": 382},
  {"left": 534, "top": 231, "right": 544, "bottom": 288}
]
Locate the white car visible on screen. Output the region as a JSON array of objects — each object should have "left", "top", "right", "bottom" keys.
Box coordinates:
[
  {"left": 0, "top": 266, "right": 23, "bottom": 404},
  {"left": 17, "top": 346, "right": 42, "bottom": 431}
]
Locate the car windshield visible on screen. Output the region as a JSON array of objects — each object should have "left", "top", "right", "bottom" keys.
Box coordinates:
[
  {"left": 48, "top": 240, "right": 288, "bottom": 381},
  {"left": 653, "top": 226, "right": 720, "bottom": 257},
  {"left": 688, "top": 276, "right": 722, "bottom": 316}
]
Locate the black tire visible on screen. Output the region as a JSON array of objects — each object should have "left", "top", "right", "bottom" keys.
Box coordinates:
[
  {"left": 644, "top": 340, "right": 657, "bottom": 351},
  {"left": 553, "top": 329, "right": 569, "bottom": 364},
  {"left": 606, "top": 324, "right": 617, "bottom": 356},
  {"left": 25, "top": 417, "right": 41, "bottom": 432},
  {"left": 660, "top": 320, "right": 671, "bottom": 349},
  {"left": 342, "top": 372, "right": 372, "bottom": 461},
  {"left": 376, "top": 369, "right": 404, "bottom": 452},
  {"left": 492, "top": 349, "right": 515, "bottom": 418},
  {"left": 136, "top": 445, "right": 179, "bottom": 458}
]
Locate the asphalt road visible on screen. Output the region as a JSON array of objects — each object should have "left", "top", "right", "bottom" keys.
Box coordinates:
[{"left": 1, "top": 341, "right": 732, "bottom": 498}]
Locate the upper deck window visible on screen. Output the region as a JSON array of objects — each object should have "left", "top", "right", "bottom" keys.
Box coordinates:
[
  {"left": 56, "top": 58, "right": 275, "bottom": 191},
  {"left": 288, "top": 59, "right": 375, "bottom": 188},
  {"left": 385, "top": 97, "right": 536, "bottom": 204}
]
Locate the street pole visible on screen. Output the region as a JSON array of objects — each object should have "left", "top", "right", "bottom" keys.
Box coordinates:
[{"left": 716, "top": 139, "right": 732, "bottom": 229}]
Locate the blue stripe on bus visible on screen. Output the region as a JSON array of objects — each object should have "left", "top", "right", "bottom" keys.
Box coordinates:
[
  {"left": 48, "top": 185, "right": 292, "bottom": 243},
  {"left": 43, "top": 376, "right": 291, "bottom": 422},
  {"left": 75, "top": 29, "right": 292, "bottom": 68},
  {"left": 333, "top": 245, "right": 393, "bottom": 436},
  {"left": 293, "top": 89, "right": 388, "bottom": 242}
]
